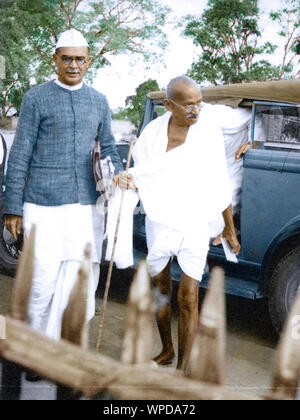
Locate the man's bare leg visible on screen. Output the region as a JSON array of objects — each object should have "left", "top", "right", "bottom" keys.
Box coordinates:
[
  {"left": 153, "top": 261, "right": 175, "bottom": 365},
  {"left": 177, "top": 274, "right": 199, "bottom": 370}
]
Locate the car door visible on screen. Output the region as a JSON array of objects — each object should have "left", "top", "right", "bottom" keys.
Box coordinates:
[{"left": 241, "top": 102, "right": 300, "bottom": 266}]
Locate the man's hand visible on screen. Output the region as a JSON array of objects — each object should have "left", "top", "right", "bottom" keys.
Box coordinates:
[
  {"left": 114, "top": 172, "right": 137, "bottom": 190},
  {"left": 5, "top": 215, "right": 23, "bottom": 241},
  {"left": 235, "top": 142, "right": 251, "bottom": 160},
  {"left": 221, "top": 225, "right": 241, "bottom": 254}
]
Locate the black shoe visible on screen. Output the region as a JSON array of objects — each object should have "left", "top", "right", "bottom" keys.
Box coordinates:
[{"left": 25, "top": 371, "right": 42, "bottom": 382}]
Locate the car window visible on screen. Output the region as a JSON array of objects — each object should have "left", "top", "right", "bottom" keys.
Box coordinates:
[
  {"left": 153, "top": 103, "right": 167, "bottom": 120},
  {"left": 253, "top": 103, "right": 300, "bottom": 151}
]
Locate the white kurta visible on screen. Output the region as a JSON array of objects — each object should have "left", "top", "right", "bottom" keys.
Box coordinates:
[
  {"left": 24, "top": 80, "right": 104, "bottom": 340},
  {"left": 106, "top": 108, "right": 231, "bottom": 281}
]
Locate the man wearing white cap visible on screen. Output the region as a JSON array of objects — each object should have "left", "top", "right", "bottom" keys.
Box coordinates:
[{"left": 4, "top": 29, "right": 123, "bottom": 371}]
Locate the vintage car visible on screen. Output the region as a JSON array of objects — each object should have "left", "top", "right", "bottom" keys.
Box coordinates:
[{"left": 117, "top": 79, "right": 300, "bottom": 333}]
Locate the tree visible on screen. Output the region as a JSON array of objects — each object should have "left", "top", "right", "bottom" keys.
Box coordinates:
[
  {"left": 0, "top": 0, "right": 169, "bottom": 116},
  {"left": 270, "top": 0, "right": 300, "bottom": 79},
  {"left": 183, "top": 0, "right": 280, "bottom": 85},
  {"left": 0, "top": 0, "right": 62, "bottom": 116},
  {"left": 114, "top": 79, "right": 159, "bottom": 127}
]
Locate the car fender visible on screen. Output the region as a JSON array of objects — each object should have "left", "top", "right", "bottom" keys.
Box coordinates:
[{"left": 260, "top": 215, "right": 300, "bottom": 295}]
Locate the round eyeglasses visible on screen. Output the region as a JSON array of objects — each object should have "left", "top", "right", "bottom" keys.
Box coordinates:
[
  {"left": 169, "top": 99, "right": 204, "bottom": 113},
  {"left": 57, "top": 55, "right": 88, "bottom": 66}
]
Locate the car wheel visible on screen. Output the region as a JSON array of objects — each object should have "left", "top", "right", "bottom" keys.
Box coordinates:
[
  {"left": 0, "top": 219, "right": 22, "bottom": 276},
  {"left": 0, "top": 132, "right": 21, "bottom": 277},
  {"left": 268, "top": 246, "right": 300, "bottom": 334}
]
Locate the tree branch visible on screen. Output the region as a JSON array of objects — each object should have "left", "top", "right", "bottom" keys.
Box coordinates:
[
  {"left": 35, "top": 46, "right": 56, "bottom": 71},
  {"left": 59, "top": 0, "right": 83, "bottom": 29},
  {"left": 1, "top": 80, "right": 18, "bottom": 118}
]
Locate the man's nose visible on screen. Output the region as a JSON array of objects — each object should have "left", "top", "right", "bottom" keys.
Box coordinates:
[{"left": 69, "top": 59, "right": 78, "bottom": 67}]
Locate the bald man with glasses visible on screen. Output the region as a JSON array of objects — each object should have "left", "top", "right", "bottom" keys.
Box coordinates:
[{"left": 117, "top": 75, "right": 240, "bottom": 371}]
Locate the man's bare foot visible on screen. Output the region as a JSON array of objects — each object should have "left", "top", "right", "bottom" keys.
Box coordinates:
[{"left": 153, "top": 350, "right": 175, "bottom": 366}]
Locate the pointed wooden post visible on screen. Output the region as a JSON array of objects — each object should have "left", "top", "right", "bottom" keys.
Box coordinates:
[
  {"left": 60, "top": 244, "right": 91, "bottom": 348},
  {"left": 269, "top": 292, "right": 300, "bottom": 400},
  {"left": 57, "top": 245, "right": 91, "bottom": 400},
  {"left": 121, "top": 261, "right": 154, "bottom": 365},
  {"left": 2, "top": 226, "right": 35, "bottom": 399},
  {"left": 186, "top": 267, "right": 226, "bottom": 385},
  {"left": 10, "top": 226, "right": 35, "bottom": 322}
]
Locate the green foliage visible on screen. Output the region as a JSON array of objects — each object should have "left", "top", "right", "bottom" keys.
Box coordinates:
[
  {"left": 114, "top": 79, "right": 160, "bottom": 127},
  {"left": 183, "top": 0, "right": 281, "bottom": 85},
  {"left": 270, "top": 0, "right": 300, "bottom": 78},
  {"left": 0, "top": 0, "right": 169, "bottom": 114}
]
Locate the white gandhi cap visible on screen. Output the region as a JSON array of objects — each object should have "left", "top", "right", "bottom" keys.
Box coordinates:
[{"left": 56, "top": 28, "right": 89, "bottom": 49}]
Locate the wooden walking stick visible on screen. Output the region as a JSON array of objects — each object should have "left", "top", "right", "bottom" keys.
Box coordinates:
[{"left": 96, "top": 137, "right": 135, "bottom": 350}]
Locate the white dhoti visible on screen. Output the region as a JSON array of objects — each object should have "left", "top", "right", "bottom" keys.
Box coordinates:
[
  {"left": 106, "top": 109, "right": 231, "bottom": 282},
  {"left": 23, "top": 202, "right": 105, "bottom": 340},
  {"left": 146, "top": 218, "right": 210, "bottom": 281}
]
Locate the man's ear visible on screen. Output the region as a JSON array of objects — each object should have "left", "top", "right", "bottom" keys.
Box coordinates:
[
  {"left": 163, "top": 99, "right": 172, "bottom": 111},
  {"left": 52, "top": 54, "right": 59, "bottom": 73},
  {"left": 87, "top": 56, "right": 93, "bottom": 68}
]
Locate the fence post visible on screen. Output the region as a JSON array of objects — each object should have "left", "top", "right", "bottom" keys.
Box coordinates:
[
  {"left": 1, "top": 227, "right": 36, "bottom": 399},
  {"left": 56, "top": 245, "right": 91, "bottom": 400},
  {"left": 60, "top": 245, "right": 91, "bottom": 348},
  {"left": 10, "top": 226, "right": 35, "bottom": 322},
  {"left": 121, "top": 261, "right": 154, "bottom": 365},
  {"left": 186, "top": 267, "right": 226, "bottom": 385},
  {"left": 269, "top": 292, "right": 300, "bottom": 400}
]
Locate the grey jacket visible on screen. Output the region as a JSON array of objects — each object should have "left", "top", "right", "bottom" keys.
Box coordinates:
[{"left": 4, "top": 81, "right": 123, "bottom": 216}]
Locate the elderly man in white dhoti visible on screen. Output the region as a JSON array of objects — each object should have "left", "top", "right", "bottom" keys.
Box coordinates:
[{"left": 114, "top": 76, "right": 241, "bottom": 370}]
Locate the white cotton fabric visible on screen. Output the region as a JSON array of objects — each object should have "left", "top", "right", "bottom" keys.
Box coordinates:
[
  {"left": 56, "top": 28, "right": 89, "bottom": 49},
  {"left": 23, "top": 202, "right": 104, "bottom": 339},
  {"left": 145, "top": 218, "right": 210, "bottom": 280},
  {"left": 55, "top": 79, "right": 83, "bottom": 91},
  {"left": 106, "top": 108, "right": 231, "bottom": 281},
  {"left": 105, "top": 187, "right": 139, "bottom": 269},
  {"left": 27, "top": 259, "right": 99, "bottom": 341},
  {"left": 23, "top": 202, "right": 104, "bottom": 263},
  {"left": 206, "top": 104, "right": 252, "bottom": 237},
  {"left": 132, "top": 110, "right": 231, "bottom": 231}
]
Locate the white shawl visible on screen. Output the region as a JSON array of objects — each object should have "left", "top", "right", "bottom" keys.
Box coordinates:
[{"left": 106, "top": 108, "right": 232, "bottom": 268}]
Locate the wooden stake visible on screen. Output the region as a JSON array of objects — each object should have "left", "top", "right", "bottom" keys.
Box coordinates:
[
  {"left": 10, "top": 226, "right": 35, "bottom": 322},
  {"left": 121, "top": 261, "right": 154, "bottom": 365},
  {"left": 269, "top": 292, "right": 300, "bottom": 400},
  {"left": 0, "top": 317, "right": 260, "bottom": 400},
  {"left": 186, "top": 267, "right": 226, "bottom": 385},
  {"left": 96, "top": 137, "right": 135, "bottom": 350},
  {"left": 60, "top": 244, "right": 91, "bottom": 348}
]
